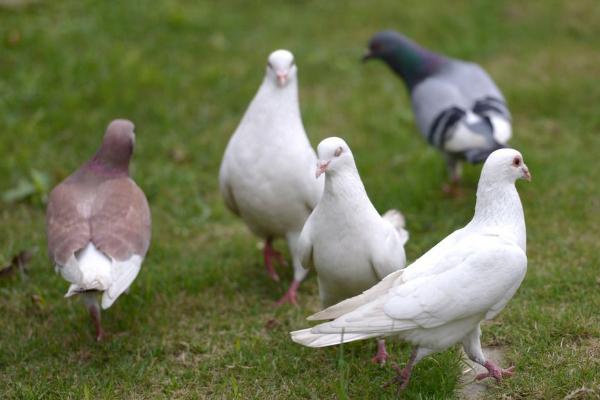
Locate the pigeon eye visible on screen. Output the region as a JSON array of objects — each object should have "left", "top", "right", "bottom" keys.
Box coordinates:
[
  {"left": 334, "top": 147, "right": 343, "bottom": 157},
  {"left": 267, "top": 61, "right": 273, "bottom": 69},
  {"left": 513, "top": 157, "right": 521, "bottom": 166}
]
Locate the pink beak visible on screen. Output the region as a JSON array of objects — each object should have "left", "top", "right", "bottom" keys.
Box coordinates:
[
  {"left": 277, "top": 72, "right": 288, "bottom": 86},
  {"left": 522, "top": 166, "right": 531, "bottom": 181},
  {"left": 315, "top": 161, "right": 330, "bottom": 178}
]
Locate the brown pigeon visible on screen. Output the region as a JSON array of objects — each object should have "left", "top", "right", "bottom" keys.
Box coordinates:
[{"left": 46, "top": 119, "right": 151, "bottom": 341}]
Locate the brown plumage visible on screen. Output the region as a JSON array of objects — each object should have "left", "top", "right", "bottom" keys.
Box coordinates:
[{"left": 46, "top": 119, "right": 151, "bottom": 340}]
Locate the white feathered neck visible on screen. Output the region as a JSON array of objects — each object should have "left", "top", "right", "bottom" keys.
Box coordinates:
[
  {"left": 236, "top": 74, "right": 304, "bottom": 140},
  {"left": 469, "top": 180, "right": 526, "bottom": 252},
  {"left": 321, "top": 163, "right": 377, "bottom": 217}
]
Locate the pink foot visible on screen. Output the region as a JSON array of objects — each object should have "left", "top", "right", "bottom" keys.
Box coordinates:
[
  {"left": 275, "top": 280, "right": 300, "bottom": 306},
  {"left": 442, "top": 182, "right": 463, "bottom": 197},
  {"left": 475, "top": 361, "right": 515, "bottom": 382},
  {"left": 263, "top": 240, "right": 287, "bottom": 282},
  {"left": 383, "top": 362, "right": 413, "bottom": 393},
  {"left": 371, "top": 339, "right": 389, "bottom": 365},
  {"left": 89, "top": 306, "right": 105, "bottom": 342}
]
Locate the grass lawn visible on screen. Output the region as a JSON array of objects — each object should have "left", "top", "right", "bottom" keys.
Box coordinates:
[{"left": 1, "top": 0, "right": 599, "bottom": 398}]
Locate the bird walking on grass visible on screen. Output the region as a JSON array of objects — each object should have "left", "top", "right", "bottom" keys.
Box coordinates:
[
  {"left": 219, "top": 49, "right": 323, "bottom": 305},
  {"left": 298, "top": 136, "right": 408, "bottom": 364},
  {"left": 363, "top": 31, "right": 512, "bottom": 195},
  {"left": 46, "top": 119, "right": 151, "bottom": 341},
  {"left": 291, "top": 148, "right": 530, "bottom": 393}
]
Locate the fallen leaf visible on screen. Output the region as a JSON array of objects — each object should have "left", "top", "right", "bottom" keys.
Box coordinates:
[
  {"left": 265, "top": 318, "right": 279, "bottom": 331},
  {"left": 0, "top": 248, "right": 36, "bottom": 278}
]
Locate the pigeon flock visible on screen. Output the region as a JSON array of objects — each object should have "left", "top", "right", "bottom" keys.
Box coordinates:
[{"left": 44, "top": 31, "right": 530, "bottom": 394}]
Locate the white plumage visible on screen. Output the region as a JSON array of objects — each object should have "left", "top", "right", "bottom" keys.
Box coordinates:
[
  {"left": 219, "top": 49, "right": 323, "bottom": 304},
  {"left": 291, "top": 148, "right": 531, "bottom": 390},
  {"left": 299, "top": 137, "right": 408, "bottom": 308},
  {"left": 298, "top": 137, "right": 408, "bottom": 363},
  {"left": 62, "top": 242, "right": 142, "bottom": 309}
]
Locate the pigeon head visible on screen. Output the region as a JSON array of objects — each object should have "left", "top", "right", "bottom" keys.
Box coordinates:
[
  {"left": 316, "top": 137, "right": 354, "bottom": 178},
  {"left": 480, "top": 148, "right": 531, "bottom": 185},
  {"left": 91, "top": 119, "right": 136, "bottom": 173},
  {"left": 363, "top": 31, "right": 407, "bottom": 61},
  {"left": 362, "top": 30, "right": 444, "bottom": 89},
  {"left": 266, "top": 49, "right": 297, "bottom": 87}
]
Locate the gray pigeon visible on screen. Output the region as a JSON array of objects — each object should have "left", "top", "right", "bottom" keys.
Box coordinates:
[
  {"left": 363, "top": 30, "right": 512, "bottom": 193},
  {"left": 46, "top": 119, "right": 151, "bottom": 341}
]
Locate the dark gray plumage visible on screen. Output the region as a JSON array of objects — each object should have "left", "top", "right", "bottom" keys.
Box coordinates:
[{"left": 363, "top": 31, "right": 512, "bottom": 192}]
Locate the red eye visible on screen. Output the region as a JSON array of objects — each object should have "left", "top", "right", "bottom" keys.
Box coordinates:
[
  {"left": 513, "top": 157, "right": 521, "bottom": 166},
  {"left": 334, "top": 147, "right": 343, "bottom": 157}
]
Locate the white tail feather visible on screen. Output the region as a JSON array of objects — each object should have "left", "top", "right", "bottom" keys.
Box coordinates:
[
  {"left": 307, "top": 269, "right": 404, "bottom": 321},
  {"left": 290, "top": 328, "right": 379, "bottom": 348},
  {"left": 101, "top": 256, "right": 143, "bottom": 309},
  {"left": 58, "top": 243, "right": 142, "bottom": 310},
  {"left": 383, "top": 209, "right": 409, "bottom": 245},
  {"left": 61, "top": 243, "right": 112, "bottom": 296}
]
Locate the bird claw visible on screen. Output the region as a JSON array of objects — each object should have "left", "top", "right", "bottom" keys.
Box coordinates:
[
  {"left": 371, "top": 341, "right": 389, "bottom": 366},
  {"left": 475, "top": 362, "right": 515, "bottom": 382},
  {"left": 382, "top": 363, "right": 410, "bottom": 393},
  {"left": 263, "top": 242, "right": 287, "bottom": 282},
  {"left": 95, "top": 328, "right": 106, "bottom": 342},
  {"left": 275, "top": 291, "right": 298, "bottom": 307},
  {"left": 274, "top": 280, "right": 300, "bottom": 307},
  {"left": 442, "top": 182, "right": 463, "bottom": 197}
]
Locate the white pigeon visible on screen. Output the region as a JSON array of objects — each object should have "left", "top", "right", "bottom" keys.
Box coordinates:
[
  {"left": 219, "top": 49, "right": 323, "bottom": 305},
  {"left": 291, "top": 148, "right": 530, "bottom": 392},
  {"left": 298, "top": 136, "right": 408, "bottom": 363}
]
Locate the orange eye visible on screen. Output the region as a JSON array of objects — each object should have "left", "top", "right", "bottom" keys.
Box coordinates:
[{"left": 334, "top": 147, "right": 343, "bottom": 157}]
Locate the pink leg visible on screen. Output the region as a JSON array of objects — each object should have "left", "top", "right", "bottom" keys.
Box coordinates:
[
  {"left": 88, "top": 305, "right": 105, "bottom": 342},
  {"left": 383, "top": 347, "right": 418, "bottom": 393},
  {"left": 263, "top": 238, "right": 287, "bottom": 282},
  {"left": 275, "top": 280, "right": 300, "bottom": 306},
  {"left": 371, "top": 339, "right": 389, "bottom": 365},
  {"left": 475, "top": 361, "right": 515, "bottom": 382},
  {"left": 442, "top": 178, "right": 463, "bottom": 197}
]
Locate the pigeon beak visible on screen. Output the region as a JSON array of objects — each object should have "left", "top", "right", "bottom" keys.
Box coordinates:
[
  {"left": 276, "top": 72, "right": 288, "bottom": 86},
  {"left": 315, "top": 161, "right": 330, "bottom": 178},
  {"left": 521, "top": 165, "right": 531, "bottom": 182},
  {"left": 362, "top": 50, "right": 374, "bottom": 62}
]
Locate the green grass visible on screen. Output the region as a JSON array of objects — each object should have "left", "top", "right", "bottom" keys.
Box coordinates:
[{"left": 1, "top": 0, "right": 599, "bottom": 398}]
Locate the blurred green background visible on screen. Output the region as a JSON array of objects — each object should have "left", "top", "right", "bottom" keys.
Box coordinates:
[{"left": 1, "top": 0, "right": 599, "bottom": 398}]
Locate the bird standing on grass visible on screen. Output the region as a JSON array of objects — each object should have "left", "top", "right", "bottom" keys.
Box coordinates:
[
  {"left": 46, "top": 119, "right": 151, "bottom": 341},
  {"left": 363, "top": 30, "right": 512, "bottom": 195},
  {"left": 298, "top": 136, "right": 408, "bottom": 364},
  {"left": 219, "top": 49, "right": 323, "bottom": 305},
  {"left": 291, "top": 148, "right": 530, "bottom": 393}
]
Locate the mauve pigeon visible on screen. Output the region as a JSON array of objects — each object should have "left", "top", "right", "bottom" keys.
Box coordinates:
[
  {"left": 363, "top": 31, "right": 512, "bottom": 194},
  {"left": 298, "top": 137, "right": 408, "bottom": 364},
  {"left": 292, "top": 148, "right": 530, "bottom": 392},
  {"left": 46, "top": 119, "right": 151, "bottom": 340},
  {"left": 219, "top": 49, "right": 323, "bottom": 305}
]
